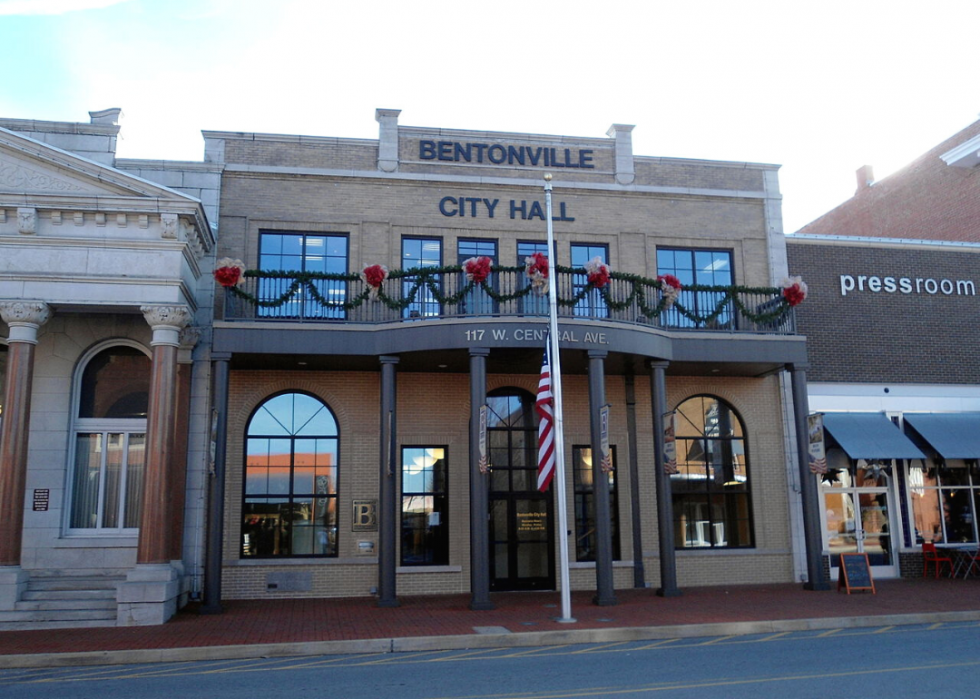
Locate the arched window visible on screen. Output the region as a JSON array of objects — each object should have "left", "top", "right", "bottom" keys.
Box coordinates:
[
  {"left": 671, "top": 395, "right": 753, "bottom": 549},
  {"left": 242, "top": 392, "right": 339, "bottom": 558},
  {"left": 68, "top": 344, "right": 151, "bottom": 533}
]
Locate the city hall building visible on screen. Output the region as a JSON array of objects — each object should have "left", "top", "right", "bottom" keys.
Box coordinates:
[
  {"left": 0, "top": 107, "right": 822, "bottom": 627},
  {"left": 205, "top": 110, "right": 818, "bottom": 608}
]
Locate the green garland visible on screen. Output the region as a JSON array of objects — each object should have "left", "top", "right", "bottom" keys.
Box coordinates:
[{"left": 224, "top": 264, "right": 795, "bottom": 325}]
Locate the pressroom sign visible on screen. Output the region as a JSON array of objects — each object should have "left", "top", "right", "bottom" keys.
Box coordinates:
[{"left": 840, "top": 273, "right": 976, "bottom": 297}]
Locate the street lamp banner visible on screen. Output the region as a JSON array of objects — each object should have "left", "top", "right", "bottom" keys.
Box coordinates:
[
  {"left": 808, "top": 413, "right": 828, "bottom": 474},
  {"left": 664, "top": 411, "right": 678, "bottom": 475},
  {"left": 479, "top": 404, "right": 489, "bottom": 474},
  {"left": 600, "top": 404, "right": 612, "bottom": 473}
]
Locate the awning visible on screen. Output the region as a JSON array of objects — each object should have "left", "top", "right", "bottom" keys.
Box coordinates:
[
  {"left": 821, "top": 412, "right": 926, "bottom": 460},
  {"left": 903, "top": 413, "right": 980, "bottom": 459}
]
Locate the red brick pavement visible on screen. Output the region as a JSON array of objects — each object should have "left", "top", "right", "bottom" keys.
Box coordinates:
[{"left": 0, "top": 579, "right": 977, "bottom": 656}]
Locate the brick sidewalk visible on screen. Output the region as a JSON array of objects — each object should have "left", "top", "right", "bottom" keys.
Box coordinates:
[{"left": 1, "top": 578, "right": 977, "bottom": 658}]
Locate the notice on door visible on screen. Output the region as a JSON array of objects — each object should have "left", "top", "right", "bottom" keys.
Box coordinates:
[{"left": 517, "top": 512, "right": 546, "bottom": 533}]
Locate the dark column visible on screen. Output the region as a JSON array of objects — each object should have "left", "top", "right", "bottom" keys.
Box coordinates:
[
  {"left": 378, "top": 356, "right": 400, "bottom": 607},
  {"left": 624, "top": 374, "right": 645, "bottom": 589},
  {"left": 588, "top": 350, "right": 616, "bottom": 606},
  {"left": 790, "top": 364, "right": 830, "bottom": 591},
  {"left": 468, "top": 348, "right": 494, "bottom": 610},
  {"left": 650, "top": 360, "right": 681, "bottom": 597},
  {"left": 200, "top": 354, "right": 230, "bottom": 614},
  {"left": 138, "top": 305, "right": 191, "bottom": 565},
  {"left": 0, "top": 302, "right": 50, "bottom": 567}
]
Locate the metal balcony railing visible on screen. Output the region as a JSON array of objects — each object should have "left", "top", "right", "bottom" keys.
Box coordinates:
[{"left": 220, "top": 269, "right": 796, "bottom": 334}]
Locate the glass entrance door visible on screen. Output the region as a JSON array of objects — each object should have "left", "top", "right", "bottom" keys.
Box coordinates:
[
  {"left": 821, "top": 458, "right": 898, "bottom": 579},
  {"left": 487, "top": 389, "right": 555, "bottom": 591}
]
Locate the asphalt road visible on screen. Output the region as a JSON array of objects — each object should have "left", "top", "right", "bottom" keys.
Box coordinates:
[{"left": 1, "top": 621, "right": 978, "bottom": 698}]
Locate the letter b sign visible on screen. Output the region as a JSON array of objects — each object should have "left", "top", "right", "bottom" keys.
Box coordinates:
[{"left": 352, "top": 500, "right": 378, "bottom": 531}]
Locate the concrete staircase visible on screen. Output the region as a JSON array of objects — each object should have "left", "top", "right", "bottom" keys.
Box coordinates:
[{"left": 0, "top": 570, "right": 123, "bottom": 630}]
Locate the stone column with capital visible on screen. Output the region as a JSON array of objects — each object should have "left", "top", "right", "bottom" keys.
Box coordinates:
[
  {"left": 117, "top": 304, "right": 191, "bottom": 626},
  {"left": 0, "top": 301, "right": 50, "bottom": 609}
]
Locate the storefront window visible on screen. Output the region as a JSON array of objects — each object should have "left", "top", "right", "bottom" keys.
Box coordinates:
[
  {"left": 242, "top": 392, "right": 339, "bottom": 557},
  {"left": 68, "top": 344, "right": 151, "bottom": 532},
  {"left": 572, "top": 446, "right": 620, "bottom": 562},
  {"left": 400, "top": 446, "right": 448, "bottom": 566},
  {"left": 671, "top": 395, "right": 753, "bottom": 548},
  {"left": 909, "top": 461, "right": 980, "bottom": 545}
]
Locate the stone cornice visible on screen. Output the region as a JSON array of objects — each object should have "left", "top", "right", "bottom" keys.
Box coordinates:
[
  {"left": 0, "top": 203, "right": 213, "bottom": 258},
  {"left": 222, "top": 164, "right": 771, "bottom": 200},
  {"left": 0, "top": 274, "right": 199, "bottom": 313}
]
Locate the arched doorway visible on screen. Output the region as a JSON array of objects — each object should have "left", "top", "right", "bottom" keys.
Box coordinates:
[{"left": 487, "top": 388, "right": 555, "bottom": 591}]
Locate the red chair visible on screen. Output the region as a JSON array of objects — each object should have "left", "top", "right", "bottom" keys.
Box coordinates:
[{"left": 923, "top": 542, "right": 954, "bottom": 579}]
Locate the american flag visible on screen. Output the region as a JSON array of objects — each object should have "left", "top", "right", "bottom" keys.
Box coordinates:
[{"left": 536, "top": 341, "right": 556, "bottom": 492}]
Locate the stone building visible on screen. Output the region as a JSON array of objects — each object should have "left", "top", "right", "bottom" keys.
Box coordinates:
[{"left": 0, "top": 110, "right": 219, "bottom": 627}]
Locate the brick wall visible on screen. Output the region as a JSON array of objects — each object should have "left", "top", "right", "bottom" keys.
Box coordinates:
[
  {"left": 796, "top": 119, "right": 980, "bottom": 241},
  {"left": 787, "top": 238, "right": 980, "bottom": 383},
  {"left": 221, "top": 370, "right": 796, "bottom": 599}
]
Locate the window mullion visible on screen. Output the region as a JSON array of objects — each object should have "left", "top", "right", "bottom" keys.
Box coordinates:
[{"left": 96, "top": 431, "right": 108, "bottom": 529}]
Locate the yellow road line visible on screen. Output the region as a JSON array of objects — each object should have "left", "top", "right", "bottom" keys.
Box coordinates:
[{"left": 427, "top": 658, "right": 980, "bottom": 699}]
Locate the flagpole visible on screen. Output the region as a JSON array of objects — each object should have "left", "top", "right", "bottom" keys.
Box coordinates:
[{"left": 544, "top": 173, "right": 575, "bottom": 623}]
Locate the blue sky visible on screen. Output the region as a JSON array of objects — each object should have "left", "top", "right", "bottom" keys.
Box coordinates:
[{"left": 2, "top": 0, "right": 978, "bottom": 233}]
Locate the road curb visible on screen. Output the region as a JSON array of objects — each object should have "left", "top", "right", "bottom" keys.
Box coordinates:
[{"left": 2, "top": 610, "right": 979, "bottom": 669}]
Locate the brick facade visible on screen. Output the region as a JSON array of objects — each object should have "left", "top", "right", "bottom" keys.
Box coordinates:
[
  {"left": 787, "top": 237, "right": 980, "bottom": 383},
  {"left": 796, "top": 119, "right": 980, "bottom": 241},
  {"left": 209, "top": 110, "right": 810, "bottom": 601}
]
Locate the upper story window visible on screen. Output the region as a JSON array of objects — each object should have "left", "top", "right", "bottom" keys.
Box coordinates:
[
  {"left": 657, "top": 248, "right": 733, "bottom": 328},
  {"left": 243, "top": 392, "right": 339, "bottom": 558},
  {"left": 517, "top": 242, "right": 551, "bottom": 315},
  {"left": 458, "top": 239, "right": 497, "bottom": 315},
  {"left": 402, "top": 237, "right": 442, "bottom": 318},
  {"left": 258, "top": 231, "right": 348, "bottom": 319},
  {"left": 68, "top": 344, "right": 151, "bottom": 533},
  {"left": 671, "top": 395, "right": 753, "bottom": 549},
  {"left": 570, "top": 243, "right": 608, "bottom": 318}
]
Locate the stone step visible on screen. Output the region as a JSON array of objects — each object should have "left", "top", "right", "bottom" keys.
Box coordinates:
[
  {"left": 28, "top": 569, "right": 129, "bottom": 579},
  {"left": 0, "top": 608, "right": 116, "bottom": 624},
  {"left": 27, "top": 577, "right": 122, "bottom": 592},
  {"left": 0, "top": 618, "right": 119, "bottom": 631},
  {"left": 22, "top": 589, "right": 117, "bottom": 602},
  {"left": 15, "top": 598, "right": 116, "bottom": 612}
]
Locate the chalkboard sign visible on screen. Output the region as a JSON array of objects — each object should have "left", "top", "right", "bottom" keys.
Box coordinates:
[{"left": 837, "top": 553, "right": 875, "bottom": 594}]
